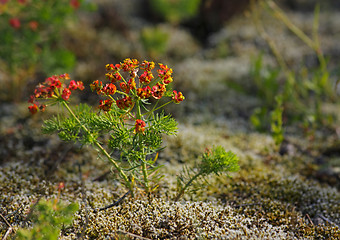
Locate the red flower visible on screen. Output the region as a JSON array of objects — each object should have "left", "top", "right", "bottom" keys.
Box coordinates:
[
  {"left": 28, "top": 104, "right": 38, "bottom": 114},
  {"left": 28, "top": 74, "right": 83, "bottom": 114},
  {"left": 140, "top": 60, "right": 155, "bottom": 71},
  {"left": 45, "top": 76, "right": 62, "bottom": 89},
  {"left": 139, "top": 71, "right": 154, "bottom": 85},
  {"left": 116, "top": 96, "right": 133, "bottom": 110},
  {"left": 134, "top": 119, "right": 146, "bottom": 134},
  {"left": 68, "top": 80, "right": 78, "bottom": 90},
  {"left": 158, "top": 63, "right": 173, "bottom": 85},
  {"left": 9, "top": 18, "right": 21, "bottom": 29},
  {"left": 17, "top": 0, "right": 26, "bottom": 4},
  {"left": 127, "top": 78, "right": 136, "bottom": 89},
  {"left": 163, "top": 75, "right": 173, "bottom": 85},
  {"left": 172, "top": 90, "right": 185, "bottom": 104},
  {"left": 120, "top": 79, "right": 135, "bottom": 94},
  {"left": 123, "top": 96, "right": 133, "bottom": 109},
  {"left": 34, "top": 84, "right": 51, "bottom": 98},
  {"left": 0, "top": 0, "right": 9, "bottom": 4},
  {"left": 106, "top": 72, "right": 121, "bottom": 83},
  {"left": 116, "top": 98, "right": 125, "bottom": 109},
  {"left": 68, "top": 80, "right": 84, "bottom": 91},
  {"left": 76, "top": 81, "right": 84, "bottom": 90},
  {"left": 70, "top": 0, "right": 80, "bottom": 9},
  {"left": 102, "top": 83, "right": 117, "bottom": 95},
  {"left": 121, "top": 58, "right": 139, "bottom": 72},
  {"left": 152, "top": 83, "right": 166, "bottom": 99},
  {"left": 90, "top": 80, "right": 103, "bottom": 94},
  {"left": 120, "top": 82, "right": 130, "bottom": 94},
  {"left": 62, "top": 88, "right": 71, "bottom": 100},
  {"left": 59, "top": 73, "right": 70, "bottom": 80},
  {"left": 137, "top": 86, "right": 151, "bottom": 99},
  {"left": 106, "top": 63, "right": 121, "bottom": 72},
  {"left": 99, "top": 99, "right": 113, "bottom": 112}
]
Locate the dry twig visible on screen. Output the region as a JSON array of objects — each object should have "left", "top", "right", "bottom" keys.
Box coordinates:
[
  {"left": 318, "top": 214, "right": 339, "bottom": 228},
  {"left": 117, "top": 230, "right": 152, "bottom": 240},
  {"left": 0, "top": 212, "right": 13, "bottom": 240},
  {"left": 95, "top": 190, "right": 131, "bottom": 212}
]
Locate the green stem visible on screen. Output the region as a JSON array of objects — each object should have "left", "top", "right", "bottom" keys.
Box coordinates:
[
  {"left": 144, "top": 100, "right": 172, "bottom": 117},
  {"left": 266, "top": 0, "right": 327, "bottom": 71},
  {"left": 136, "top": 100, "right": 142, "bottom": 119},
  {"left": 135, "top": 100, "right": 150, "bottom": 196},
  {"left": 141, "top": 158, "right": 150, "bottom": 197},
  {"left": 174, "top": 172, "right": 201, "bottom": 202},
  {"left": 61, "top": 101, "right": 134, "bottom": 196},
  {"left": 266, "top": 1, "right": 315, "bottom": 50}
]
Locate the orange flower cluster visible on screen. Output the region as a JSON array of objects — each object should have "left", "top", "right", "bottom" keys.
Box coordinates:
[
  {"left": 90, "top": 58, "right": 185, "bottom": 134},
  {"left": 134, "top": 119, "right": 146, "bottom": 134},
  {"left": 91, "top": 58, "right": 185, "bottom": 113},
  {"left": 28, "top": 74, "right": 84, "bottom": 114}
]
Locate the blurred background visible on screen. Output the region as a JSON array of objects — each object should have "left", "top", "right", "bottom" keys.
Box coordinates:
[{"left": 1, "top": 0, "right": 340, "bottom": 187}]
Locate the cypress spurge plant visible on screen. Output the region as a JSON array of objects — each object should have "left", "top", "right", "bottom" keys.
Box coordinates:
[
  {"left": 174, "top": 146, "right": 239, "bottom": 201},
  {"left": 28, "top": 59, "right": 184, "bottom": 198}
]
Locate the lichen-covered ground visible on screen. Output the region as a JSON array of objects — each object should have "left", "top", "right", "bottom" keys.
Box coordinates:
[{"left": 1, "top": 0, "right": 340, "bottom": 239}]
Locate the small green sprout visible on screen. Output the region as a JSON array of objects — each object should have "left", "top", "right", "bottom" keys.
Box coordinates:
[
  {"left": 175, "top": 146, "right": 239, "bottom": 201},
  {"left": 16, "top": 183, "right": 78, "bottom": 240}
]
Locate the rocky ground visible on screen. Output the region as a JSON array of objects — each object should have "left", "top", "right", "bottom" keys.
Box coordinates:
[{"left": 1, "top": 0, "right": 340, "bottom": 239}]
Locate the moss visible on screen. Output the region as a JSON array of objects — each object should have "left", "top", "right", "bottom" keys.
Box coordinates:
[{"left": 2, "top": 0, "right": 340, "bottom": 238}]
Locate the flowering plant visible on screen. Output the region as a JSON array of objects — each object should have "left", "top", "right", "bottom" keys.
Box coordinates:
[{"left": 29, "top": 59, "right": 184, "bottom": 198}]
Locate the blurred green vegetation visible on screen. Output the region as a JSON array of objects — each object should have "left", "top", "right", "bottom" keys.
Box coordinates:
[
  {"left": 0, "top": 0, "right": 96, "bottom": 102},
  {"left": 249, "top": 0, "right": 337, "bottom": 146},
  {"left": 16, "top": 198, "right": 78, "bottom": 240},
  {"left": 148, "top": 0, "right": 201, "bottom": 24},
  {"left": 140, "top": 26, "right": 169, "bottom": 59}
]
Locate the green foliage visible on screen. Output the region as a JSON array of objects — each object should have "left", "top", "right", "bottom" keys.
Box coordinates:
[
  {"left": 0, "top": 0, "right": 95, "bottom": 101},
  {"left": 250, "top": 107, "right": 269, "bottom": 132},
  {"left": 42, "top": 105, "right": 178, "bottom": 178},
  {"left": 42, "top": 104, "right": 119, "bottom": 144},
  {"left": 149, "top": 0, "right": 201, "bottom": 24},
  {"left": 249, "top": 53, "right": 286, "bottom": 143},
  {"left": 270, "top": 95, "right": 284, "bottom": 146},
  {"left": 0, "top": 0, "right": 79, "bottom": 71},
  {"left": 40, "top": 48, "right": 76, "bottom": 74},
  {"left": 175, "top": 146, "right": 239, "bottom": 201},
  {"left": 249, "top": 2, "right": 337, "bottom": 146},
  {"left": 16, "top": 199, "right": 78, "bottom": 240},
  {"left": 199, "top": 146, "right": 239, "bottom": 176},
  {"left": 140, "top": 26, "right": 169, "bottom": 59},
  {"left": 251, "top": 53, "right": 280, "bottom": 108}
]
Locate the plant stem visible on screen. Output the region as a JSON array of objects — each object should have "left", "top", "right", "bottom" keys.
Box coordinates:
[
  {"left": 265, "top": 0, "right": 327, "bottom": 71},
  {"left": 144, "top": 100, "right": 172, "bottom": 117},
  {"left": 174, "top": 172, "right": 201, "bottom": 202},
  {"left": 136, "top": 100, "right": 142, "bottom": 119},
  {"left": 141, "top": 158, "right": 150, "bottom": 197},
  {"left": 135, "top": 100, "right": 150, "bottom": 196},
  {"left": 61, "top": 101, "right": 134, "bottom": 196}
]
